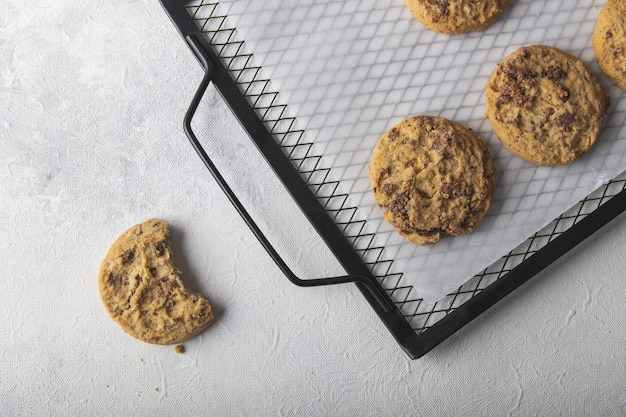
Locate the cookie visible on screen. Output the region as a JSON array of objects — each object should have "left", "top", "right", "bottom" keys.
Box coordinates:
[
  {"left": 485, "top": 45, "right": 608, "bottom": 166},
  {"left": 593, "top": 0, "right": 626, "bottom": 91},
  {"left": 369, "top": 116, "right": 496, "bottom": 246},
  {"left": 405, "top": 0, "right": 510, "bottom": 34},
  {"left": 99, "top": 219, "right": 213, "bottom": 345}
]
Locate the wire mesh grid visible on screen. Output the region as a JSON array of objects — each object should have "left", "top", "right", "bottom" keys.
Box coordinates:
[{"left": 183, "top": 0, "right": 625, "bottom": 336}]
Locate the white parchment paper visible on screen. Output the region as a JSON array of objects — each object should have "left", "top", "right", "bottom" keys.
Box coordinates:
[{"left": 190, "top": 0, "right": 626, "bottom": 302}]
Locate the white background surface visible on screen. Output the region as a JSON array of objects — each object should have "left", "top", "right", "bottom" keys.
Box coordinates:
[{"left": 1, "top": 1, "right": 626, "bottom": 415}]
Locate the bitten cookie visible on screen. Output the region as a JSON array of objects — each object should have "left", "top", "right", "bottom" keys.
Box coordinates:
[
  {"left": 405, "top": 0, "right": 510, "bottom": 34},
  {"left": 593, "top": 0, "right": 626, "bottom": 91},
  {"left": 369, "top": 116, "right": 496, "bottom": 246},
  {"left": 99, "top": 219, "right": 213, "bottom": 345},
  {"left": 485, "top": 45, "right": 608, "bottom": 166}
]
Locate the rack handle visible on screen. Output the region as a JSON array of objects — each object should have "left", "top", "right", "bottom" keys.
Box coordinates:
[{"left": 183, "top": 34, "right": 395, "bottom": 313}]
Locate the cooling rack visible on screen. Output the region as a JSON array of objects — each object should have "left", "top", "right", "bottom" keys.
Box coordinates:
[{"left": 159, "top": 0, "right": 626, "bottom": 359}]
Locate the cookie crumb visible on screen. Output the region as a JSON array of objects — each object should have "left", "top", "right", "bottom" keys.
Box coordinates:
[
  {"left": 155, "top": 387, "right": 159, "bottom": 392},
  {"left": 175, "top": 344, "right": 185, "bottom": 354}
]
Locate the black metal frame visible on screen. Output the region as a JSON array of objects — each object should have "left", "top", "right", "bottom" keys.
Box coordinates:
[{"left": 159, "top": 0, "right": 626, "bottom": 359}]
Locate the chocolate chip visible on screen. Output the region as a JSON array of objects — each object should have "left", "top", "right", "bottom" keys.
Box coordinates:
[
  {"left": 544, "top": 66, "right": 567, "bottom": 81},
  {"left": 438, "top": 0, "right": 450, "bottom": 18},
  {"left": 498, "top": 61, "right": 537, "bottom": 109},
  {"left": 519, "top": 48, "right": 531, "bottom": 59},
  {"left": 421, "top": 116, "right": 437, "bottom": 131},
  {"left": 155, "top": 242, "right": 165, "bottom": 257},
  {"left": 387, "top": 128, "right": 400, "bottom": 141},
  {"left": 401, "top": 226, "right": 417, "bottom": 234},
  {"left": 381, "top": 183, "right": 397, "bottom": 196},
  {"left": 442, "top": 150, "right": 455, "bottom": 160},
  {"left": 416, "top": 228, "right": 441, "bottom": 237},
  {"left": 121, "top": 249, "right": 135, "bottom": 265},
  {"left": 441, "top": 182, "right": 461, "bottom": 197},
  {"left": 388, "top": 192, "right": 411, "bottom": 222},
  {"left": 555, "top": 112, "right": 574, "bottom": 132}
]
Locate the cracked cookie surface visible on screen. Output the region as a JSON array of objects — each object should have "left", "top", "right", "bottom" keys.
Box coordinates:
[
  {"left": 369, "top": 116, "right": 496, "bottom": 246},
  {"left": 593, "top": 0, "right": 626, "bottom": 91},
  {"left": 486, "top": 45, "right": 608, "bottom": 166},
  {"left": 98, "top": 219, "right": 213, "bottom": 345},
  {"left": 405, "top": 0, "right": 510, "bottom": 34}
]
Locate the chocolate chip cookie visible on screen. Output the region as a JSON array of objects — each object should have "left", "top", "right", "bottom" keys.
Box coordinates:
[
  {"left": 593, "top": 0, "right": 626, "bottom": 91},
  {"left": 99, "top": 219, "right": 213, "bottom": 345},
  {"left": 369, "top": 116, "right": 496, "bottom": 245},
  {"left": 485, "top": 45, "right": 608, "bottom": 166},
  {"left": 405, "top": 0, "right": 510, "bottom": 34}
]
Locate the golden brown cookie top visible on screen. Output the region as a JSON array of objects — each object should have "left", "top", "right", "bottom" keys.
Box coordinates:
[
  {"left": 99, "top": 219, "right": 213, "bottom": 345},
  {"left": 485, "top": 45, "right": 608, "bottom": 166},
  {"left": 369, "top": 116, "right": 496, "bottom": 246},
  {"left": 405, "top": 0, "right": 510, "bottom": 34},
  {"left": 593, "top": 0, "right": 626, "bottom": 91}
]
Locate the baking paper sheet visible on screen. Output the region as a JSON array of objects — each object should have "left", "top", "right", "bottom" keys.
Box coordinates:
[{"left": 191, "top": 0, "right": 626, "bottom": 302}]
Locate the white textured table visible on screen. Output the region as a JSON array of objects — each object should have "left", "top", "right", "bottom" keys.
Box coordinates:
[{"left": 1, "top": 1, "right": 625, "bottom": 415}]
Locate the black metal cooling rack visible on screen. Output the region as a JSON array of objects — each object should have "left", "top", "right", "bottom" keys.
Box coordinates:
[{"left": 159, "top": 0, "right": 626, "bottom": 359}]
